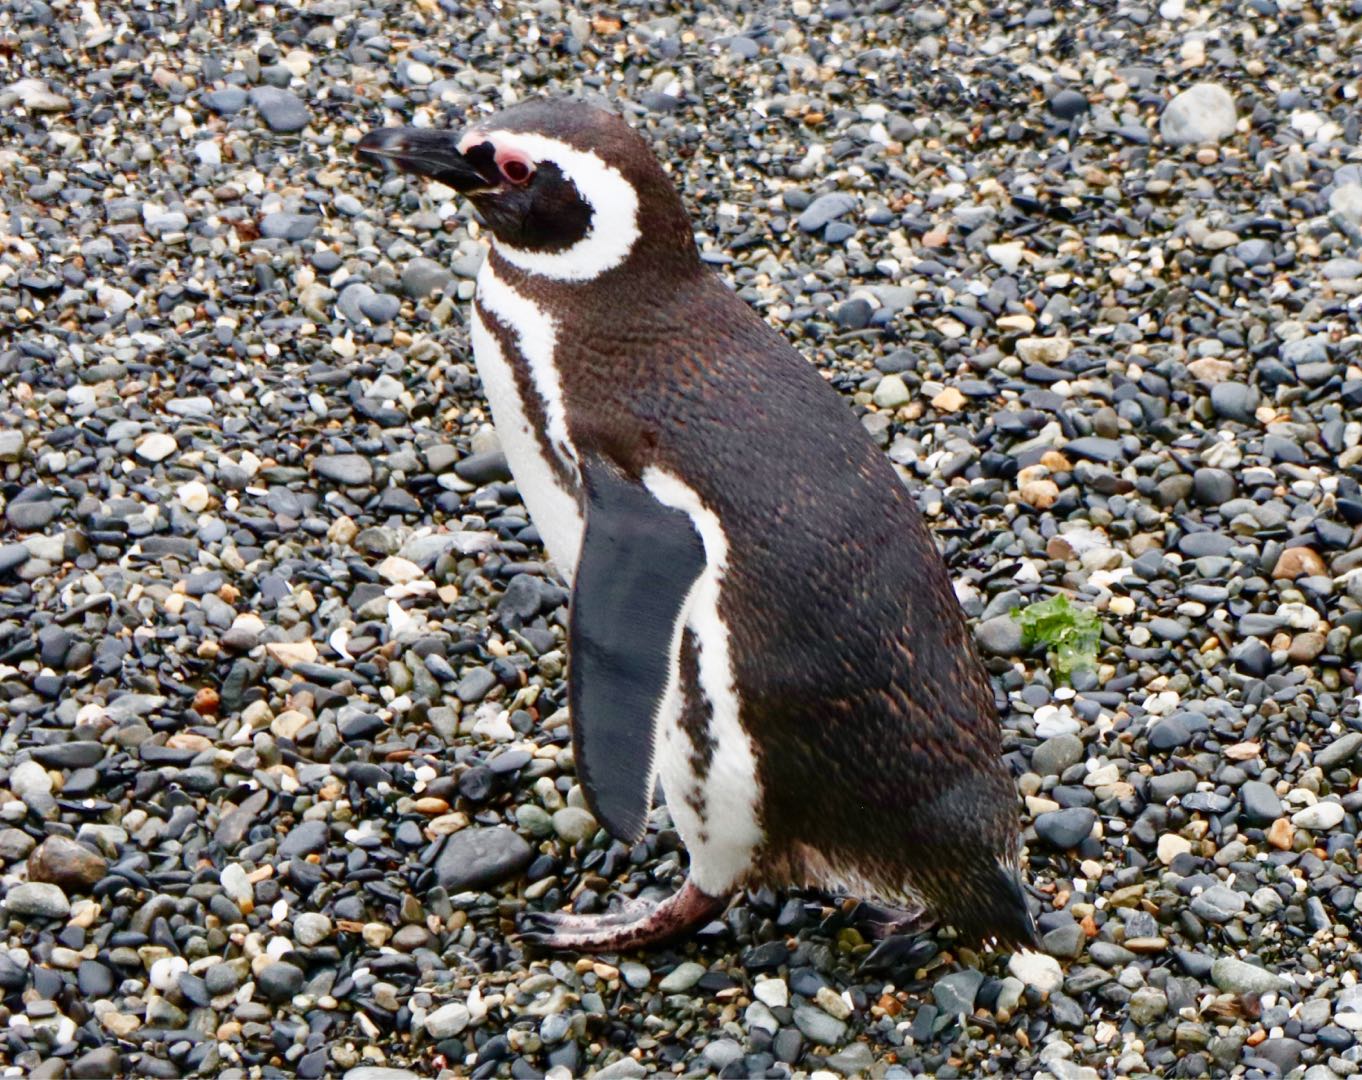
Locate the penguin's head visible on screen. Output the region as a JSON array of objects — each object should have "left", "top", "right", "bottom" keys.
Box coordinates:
[{"left": 357, "top": 99, "right": 699, "bottom": 283}]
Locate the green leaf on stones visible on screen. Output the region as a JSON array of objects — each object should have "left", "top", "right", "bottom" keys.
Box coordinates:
[{"left": 1011, "top": 595, "right": 1102, "bottom": 682}]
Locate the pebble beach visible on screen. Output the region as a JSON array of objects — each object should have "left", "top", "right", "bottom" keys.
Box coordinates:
[{"left": 2, "top": 0, "right": 1362, "bottom": 1077}]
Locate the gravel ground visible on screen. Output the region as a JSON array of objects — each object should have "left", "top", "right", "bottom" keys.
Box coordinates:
[{"left": 2, "top": 0, "right": 1362, "bottom": 1077}]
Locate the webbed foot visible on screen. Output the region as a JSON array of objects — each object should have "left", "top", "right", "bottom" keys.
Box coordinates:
[{"left": 518, "top": 878, "right": 729, "bottom": 953}]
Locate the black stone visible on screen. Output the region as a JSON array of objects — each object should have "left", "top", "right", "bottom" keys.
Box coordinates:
[
  {"left": 434, "top": 827, "right": 532, "bottom": 892},
  {"left": 1034, "top": 808, "right": 1097, "bottom": 849},
  {"left": 1049, "top": 89, "right": 1089, "bottom": 119}
]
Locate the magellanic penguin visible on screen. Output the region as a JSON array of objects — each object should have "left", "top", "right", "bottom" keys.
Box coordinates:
[{"left": 357, "top": 100, "right": 1038, "bottom": 953}]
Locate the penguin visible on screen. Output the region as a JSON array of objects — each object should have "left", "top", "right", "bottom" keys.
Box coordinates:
[{"left": 356, "top": 99, "right": 1038, "bottom": 953}]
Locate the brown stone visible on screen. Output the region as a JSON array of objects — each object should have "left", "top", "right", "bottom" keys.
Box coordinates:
[
  {"left": 1187, "top": 357, "right": 1234, "bottom": 383},
  {"left": 1020, "top": 479, "right": 1060, "bottom": 509},
  {"left": 166, "top": 732, "right": 213, "bottom": 752},
  {"left": 1267, "top": 818, "right": 1294, "bottom": 851},
  {"left": 931, "top": 386, "right": 967, "bottom": 413},
  {"left": 1272, "top": 546, "right": 1327, "bottom": 580},
  {"left": 192, "top": 686, "right": 220, "bottom": 716},
  {"left": 28, "top": 836, "right": 107, "bottom": 892},
  {"left": 391, "top": 924, "right": 433, "bottom": 952},
  {"left": 1287, "top": 632, "right": 1327, "bottom": 664}
]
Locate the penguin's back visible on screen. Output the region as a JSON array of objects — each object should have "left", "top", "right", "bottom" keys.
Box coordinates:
[{"left": 573, "top": 273, "right": 1031, "bottom": 944}]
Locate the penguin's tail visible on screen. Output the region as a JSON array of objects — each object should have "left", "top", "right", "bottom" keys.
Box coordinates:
[
  {"left": 929, "top": 851, "right": 1040, "bottom": 953},
  {"left": 978, "top": 860, "right": 1041, "bottom": 952}
]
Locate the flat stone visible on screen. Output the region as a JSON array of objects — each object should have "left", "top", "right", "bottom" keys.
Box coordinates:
[
  {"left": 1239, "top": 780, "right": 1283, "bottom": 825},
  {"left": 402, "top": 257, "right": 453, "bottom": 298},
  {"left": 1211, "top": 957, "right": 1291, "bottom": 994},
  {"left": 278, "top": 820, "right": 329, "bottom": 859},
  {"left": 1033, "top": 734, "right": 1084, "bottom": 776},
  {"left": 1191, "top": 885, "right": 1246, "bottom": 923},
  {"left": 135, "top": 433, "right": 177, "bottom": 462},
  {"left": 1293, "top": 801, "right": 1346, "bottom": 831},
  {"left": 1317, "top": 733, "right": 1362, "bottom": 770},
  {"left": 933, "top": 969, "right": 985, "bottom": 1014},
  {"left": 1161, "top": 83, "right": 1237, "bottom": 145},
  {"left": 261, "top": 212, "right": 320, "bottom": 241},
  {"left": 825, "top": 1042, "right": 876, "bottom": 1076},
  {"left": 976, "top": 614, "right": 1024, "bottom": 656},
  {"left": 659, "top": 961, "right": 706, "bottom": 993},
  {"left": 257, "top": 961, "right": 303, "bottom": 1003},
  {"left": 797, "top": 193, "right": 857, "bottom": 233},
  {"left": 8, "top": 78, "right": 70, "bottom": 111},
  {"left": 202, "top": 88, "right": 247, "bottom": 114},
  {"left": 434, "top": 827, "right": 532, "bottom": 892},
  {"left": 4, "top": 882, "right": 70, "bottom": 918},
  {"left": 342, "top": 1070, "right": 421, "bottom": 1080},
  {"left": 1008, "top": 951, "right": 1063, "bottom": 994},
  {"left": 0, "top": 431, "right": 25, "bottom": 461},
  {"left": 1034, "top": 807, "right": 1097, "bottom": 849},
  {"left": 425, "top": 1001, "right": 471, "bottom": 1038},
  {"left": 313, "top": 454, "right": 374, "bottom": 485},
  {"left": 1016, "top": 337, "right": 1071, "bottom": 364},
  {"left": 249, "top": 86, "right": 310, "bottom": 132},
  {"left": 792, "top": 1002, "right": 848, "bottom": 1045},
  {"left": 0, "top": 543, "right": 29, "bottom": 576},
  {"left": 0, "top": 828, "right": 35, "bottom": 862}
]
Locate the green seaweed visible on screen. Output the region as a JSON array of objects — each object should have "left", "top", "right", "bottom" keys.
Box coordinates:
[{"left": 1011, "top": 594, "right": 1102, "bottom": 682}]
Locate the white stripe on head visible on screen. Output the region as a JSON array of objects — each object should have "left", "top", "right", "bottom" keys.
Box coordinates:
[
  {"left": 642, "top": 467, "right": 763, "bottom": 895},
  {"left": 461, "top": 129, "right": 640, "bottom": 282},
  {"left": 474, "top": 262, "right": 579, "bottom": 478}
]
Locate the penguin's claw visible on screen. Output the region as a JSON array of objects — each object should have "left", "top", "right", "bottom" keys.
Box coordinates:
[
  {"left": 516, "top": 879, "right": 730, "bottom": 953},
  {"left": 851, "top": 899, "right": 934, "bottom": 942}
]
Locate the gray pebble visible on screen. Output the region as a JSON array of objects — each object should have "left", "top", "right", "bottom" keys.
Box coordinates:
[{"left": 249, "top": 86, "right": 310, "bottom": 133}]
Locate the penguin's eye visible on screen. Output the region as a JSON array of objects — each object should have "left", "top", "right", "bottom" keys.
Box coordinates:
[{"left": 500, "top": 156, "right": 533, "bottom": 185}]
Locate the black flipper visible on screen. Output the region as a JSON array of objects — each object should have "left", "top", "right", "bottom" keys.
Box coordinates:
[{"left": 569, "top": 453, "right": 707, "bottom": 843}]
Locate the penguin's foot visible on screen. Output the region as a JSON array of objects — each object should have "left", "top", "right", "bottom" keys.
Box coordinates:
[
  {"left": 850, "top": 898, "right": 935, "bottom": 942},
  {"left": 518, "top": 879, "right": 730, "bottom": 953}
]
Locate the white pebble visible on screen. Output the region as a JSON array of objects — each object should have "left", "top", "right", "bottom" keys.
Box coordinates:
[
  {"left": 987, "top": 241, "right": 1025, "bottom": 273},
  {"left": 1292, "top": 801, "right": 1345, "bottom": 831},
  {"left": 9, "top": 760, "right": 52, "bottom": 801},
  {"left": 472, "top": 706, "right": 516, "bottom": 742},
  {"left": 219, "top": 863, "right": 252, "bottom": 904},
  {"left": 1034, "top": 704, "right": 1080, "bottom": 739},
  {"left": 426, "top": 1001, "right": 471, "bottom": 1038},
  {"left": 872, "top": 374, "right": 911, "bottom": 409},
  {"left": 150, "top": 955, "right": 188, "bottom": 991},
  {"left": 405, "top": 61, "right": 434, "bottom": 85},
  {"left": 135, "top": 433, "right": 177, "bottom": 463},
  {"left": 1008, "top": 950, "right": 1063, "bottom": 994},
  {"left": 377, "top": 556, "right": 424, "bottom": 585},
  {"left": 177, "top": 480, "right": 210, "bottom": 512},
  {"left": 294, "top": 913, "right": 333, "bottom": 946},
  {"left": 1160, "top": 83, "right": 1237, "bottom": 146},
  {"left": 754, "top": 977, "right": 789, "bottom": 1009}
]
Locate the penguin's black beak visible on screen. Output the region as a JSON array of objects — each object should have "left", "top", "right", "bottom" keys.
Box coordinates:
[{"left": 355, "top": 127, "right": 494, "bottom": 192}]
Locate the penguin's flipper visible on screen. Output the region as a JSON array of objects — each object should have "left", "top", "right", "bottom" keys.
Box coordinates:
[{"left": 568, "top": 452, "right": 706, "bottom": 844}]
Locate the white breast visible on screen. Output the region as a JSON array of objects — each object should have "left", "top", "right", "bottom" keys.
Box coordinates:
[
  {"left": 470, "top": 263, "right": 584, "bottom": 581},
  {"left": 642, "top": 467, "right": 764, "bottom": 896}
]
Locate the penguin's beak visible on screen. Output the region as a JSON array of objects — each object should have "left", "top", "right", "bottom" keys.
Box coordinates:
[{"left": 355, "top": 127, "right": 494, "bottom": 192}]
